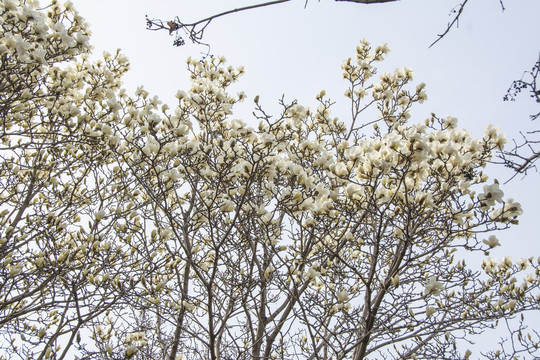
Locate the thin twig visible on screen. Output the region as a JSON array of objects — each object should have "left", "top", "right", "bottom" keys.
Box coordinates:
[
  {"left": 429, "top": 0, "right": 469, "bottom": 48},
  {"left": 183, "top": 0, "right": 292, "bottom": 28}
]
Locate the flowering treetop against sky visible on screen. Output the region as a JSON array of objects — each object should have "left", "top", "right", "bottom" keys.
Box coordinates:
[{"left": 1, "top": 0, "right": 540, "bottom": 359}]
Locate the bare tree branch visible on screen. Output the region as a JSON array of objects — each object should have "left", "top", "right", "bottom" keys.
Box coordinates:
[
  {"left": 430, "top": 0, "right": 507, "bottom": 48},
  {"left": 504, "top": 53, "right": 540, "bottom": 119},
  {"left": 188, "top": 0, "right": 292, "bottom": 26},
  {"left": 499, "top": 53, "right": 540, "bottom": 179},
  {"left": 146, "top": 0, "right": 399, "bottom": 53},
  {"left": 146, "top": 0, "right": 292, "bottom": 54},
  {"left": 429, "top": 0, "right": 469, "bottom": 48}
]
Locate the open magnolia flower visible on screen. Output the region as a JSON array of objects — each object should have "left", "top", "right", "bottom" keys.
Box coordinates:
[
  {"left": 425, "top": 276, "right": 444, "bottom": 296},
  {"left": 483, "top": 235, "right": 501, "bottom": 248}
]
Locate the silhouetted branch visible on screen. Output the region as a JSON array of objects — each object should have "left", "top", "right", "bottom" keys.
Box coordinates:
[
  {"left": 146, "top": 0, "right": 399, "bottom": 52},
  {"left": 481, "top": 316, "right": 540, "bottom": 359},
  {"left": 429, "top": 0, "right": 506, "bottom": 48},
  {"left": 499, "top": 53, "right": 540, "bottom": 179},
  {"left": 429, "top": 0, "right": 469, "bottom": 48},
  {"left": 504, "top": 53, "right": 540, "bottom": 120}
]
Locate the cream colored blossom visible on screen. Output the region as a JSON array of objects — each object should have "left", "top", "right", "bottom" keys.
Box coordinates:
[
  {"left": 425, "top": 276, "right": 444, "bottom": 296},
  {"left": 482, "top": 235, "right": 500, "bottom": 248}
]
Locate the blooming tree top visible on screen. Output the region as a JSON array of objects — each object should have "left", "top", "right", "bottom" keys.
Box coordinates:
[{"left": 0, "top": 1, "right": 539, "bottom": 360}]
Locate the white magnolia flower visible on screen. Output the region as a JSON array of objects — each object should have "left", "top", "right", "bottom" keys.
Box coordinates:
[
  {"left": 264, "top": 265, "right": 275, "bottom": 279},
  {"left": 504, "top": 299, "right": 517, "bottom": 311},
  {"left": 333, "top": 162, "right": 349, "bottom": 177},
  {"left": 478, "top": 183, "right": 504, "bottom": 208},
  {"left": 482, "top": 235, "right": 500, "bottom": 248},
  {"left": 220, "top": 200, "right": 235, "bottom": 213},
  {"left": 9, "top": 264, "right": 23, "bottom": 277},
  {"left": 164, "top": 168, "right": 181, "bottom": 182},
  {"left": 306, "top": 267, "right": 321, "bottom": 279},
  {"left": 337, "top": 291, "right": 349, "bottom": 303},
  {"left": 125, "top": 345, "right": 138, "bottom": 357},
  {"left": 517, "top": 258, "right": 530, "bottom": 270},
  {"left": 491, "top": 198, "right": 523, "bottom": 222},
  {"left": 345, "top": 183, "right": 363, "bottom": 200},
  {"left": 3, "top": 0, "right": 17, "bottom": 10},
  {"left": 483, "top": 124, "right": 507, "bottom": 149},
  {"left": 425, "top": 276, "right": 444, "bottom": 296},
  {"left": 503, "top": 198, "right": 523, "bottom": 217},
  {"left": 95, "top": 210, "right": 106, "bottom": 221}
]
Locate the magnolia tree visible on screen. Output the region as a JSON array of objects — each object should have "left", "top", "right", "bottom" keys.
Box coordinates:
[{"left": 1, "top": 1, "right": 540, "bottom": 360}]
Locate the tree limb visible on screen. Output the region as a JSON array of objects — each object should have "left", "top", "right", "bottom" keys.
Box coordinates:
[
  {"left": 146, "top": 0, "right": 400, "bottom": 51},
  {"left": 429, "top": 0, "right": 469, "bottom": 48},
  {"left": 499, "top": 53, "right": 540, "bottom": 179}
]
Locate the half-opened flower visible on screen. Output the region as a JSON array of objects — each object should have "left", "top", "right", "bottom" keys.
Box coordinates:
[
  {"left": 482, "top": 235, "right": 500, "bottom": 248},
  {"left": 306, "top": 267, "right": 321, "bottom": 279},
  {"left": 337, "top": 291, "right": 349, "bottom": 303},
  {"left": 478, "top": 183, "right": 504, "bottom": 208},
  {"left": 424, "top": 276, "right": 444, "bottom": 296}
]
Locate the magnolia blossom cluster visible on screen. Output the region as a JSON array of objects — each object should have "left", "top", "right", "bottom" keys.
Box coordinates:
[
  {"left": 481, "top": 256, "right": 540, "bottom": 314},
  {"left": 124, "top": 331, "right": 147, "bottom": 346},
  {"left": 0, "top": 0, "right": 91, "bottom": 61},
  {"left": 1, "top": 2, "right": 539, "bottom": 359}
]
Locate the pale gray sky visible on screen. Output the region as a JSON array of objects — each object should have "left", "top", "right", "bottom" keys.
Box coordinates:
[{"left": 70, "top": 0, "right": 540, "bottom": 352}]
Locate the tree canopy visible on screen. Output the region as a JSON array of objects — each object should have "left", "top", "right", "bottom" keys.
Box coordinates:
[
  {"left": 146, "top": 0, "right": 540, "bottom": 178},
  {"left": 1, "top": 1, "right": 540, "bottom": 359}
]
